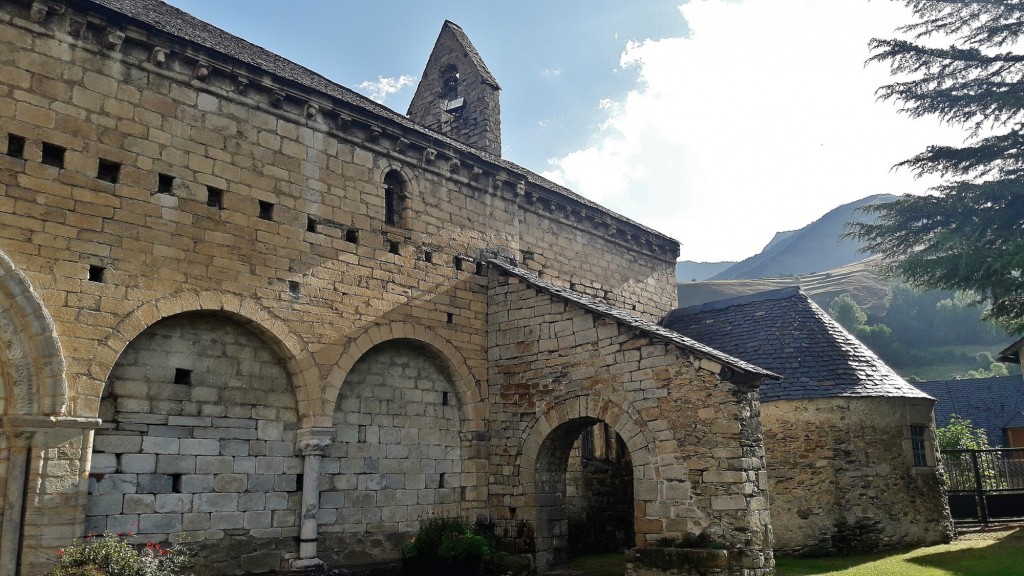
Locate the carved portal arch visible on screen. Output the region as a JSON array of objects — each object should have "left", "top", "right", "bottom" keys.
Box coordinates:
[
  {"left": 98, "top": 291, "right": 318, "bottom": 420},
  {"left": 323, "top": 322, "right": 482, "bottom": 428},
  {"left": 0, "top": 250, "right": 66, "bottom": 416}
]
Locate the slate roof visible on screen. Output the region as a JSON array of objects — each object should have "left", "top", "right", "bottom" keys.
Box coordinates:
[
  {"left": 441, "top": 20, "right": 500, "bottom": 89},
  {"left": 662, "top": 287, "right": 930, "bottom": 402},
  {"left": 915, "top": 376, "right": 1024, "bottom": 447},
  {"left": 487, "top": 259, "right": 779, "bottom": 382},
  {"left": 83, "top": 0, "right": 670, "bottom": 245}
]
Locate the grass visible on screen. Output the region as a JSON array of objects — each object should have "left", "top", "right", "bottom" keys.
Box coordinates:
[
  {"left": 775, "top": 528, "right": 1024, "bottom": 576},
  {"left": 558, "top": 529, "right": 1024, "bottom": 576}
]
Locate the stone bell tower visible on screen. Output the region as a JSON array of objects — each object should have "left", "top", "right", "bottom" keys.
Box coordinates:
[{"left": 407, "top": 21, "right": 502, "bottom": 157}]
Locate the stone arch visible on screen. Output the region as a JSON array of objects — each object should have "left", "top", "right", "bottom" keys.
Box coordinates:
[
  {"left": 518, "top": 395, "right": 661, "bottom": 568},
  {"left": 323, "top": 322, "right": 482, "bottom": 427},
  {"left": 95, "top": 292, "right": 318, "bottom": 421},
  {"left": 0, "top": 250, "right": 66, "bottom": 416}
]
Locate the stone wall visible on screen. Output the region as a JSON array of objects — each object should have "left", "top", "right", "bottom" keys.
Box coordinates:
[
  {"left": 761, "top": 397, "right": 953, "bottom": 555},
  {"left": 318, "top": 340, "right": 466, "bottom": 566},
  {"left": 87, "top": 313, "right": 301, "bottom": 573},
  {"left": 486, "top": 271, "right": 774, "bottom": 575}
]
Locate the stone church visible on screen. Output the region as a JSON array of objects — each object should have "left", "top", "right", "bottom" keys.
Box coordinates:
[
  {"left": 0, "top": 1, "right": 952, "bottom": 575},
  {"left": 0, "top": 1, "right": 776, "bottom": 574}
]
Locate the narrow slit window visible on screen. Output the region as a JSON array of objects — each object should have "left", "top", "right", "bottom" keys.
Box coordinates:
[
  {"left": 438, "top": 473, "right": 446, "bottom": 489},
  {"left": 157, "top": 173, "right": 174, "bottom": 195},
  {"left": 442, "top": 391, "right": 449, "bottom": 406},
  {"left": 206, "top": 186, "right": 224, "bottom": 209},
  {"left": 475, "top": 261, "right": 485, "bottom": 276},
  {"left": 446, "top": 312, "right": 454, "bottom": 324},
  {"left": 345, "top": 228, "right": 359, "bottom": 244},
  {"left": 424, "top": 250, "right": 433, "bottom": 264},
  {"left": 41, "top": 142, "right": 65, "bottom": 168},
  {"left": 96, "top": 159, "right": 121, "bottom": 183},
  {"left": 306, "top": 216, "right": 317, "bottom": 233},
  {"left": 453, "top": 256, "right": 462, "bottom": 271},
  {"left": 383, "top": 170, "right": 405, "bottom": 227},
  {"left": 389, "top": 240, "right": 401, "bottom": 255},
  {"left": 910, "top": 425, "right": 928, "bottom": 467},
  {"left": 6, "top": 134, "right": 26, "bottom": 159},
  {"left": 258, "top": 200, "right": 274, "bottom": 221},
  {"left": 173, "top": 368, "right": 192, "bottom": 385},
  {"left": 288, "top": 280, "right": 300, "bottom": 296},
  {"left": 87, "top": 265, "right": 105, "bottom": 283}
]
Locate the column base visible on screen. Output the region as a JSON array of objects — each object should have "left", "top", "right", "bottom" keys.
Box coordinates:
[{"left": 289, "top": 558, "right": 325, "bottom": 571}]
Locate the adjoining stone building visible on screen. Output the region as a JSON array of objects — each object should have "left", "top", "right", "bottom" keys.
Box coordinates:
[
  {"left": 0, "top": 1, "right": 778, "bottom": 575},
  {"left": 663, "top": 287, "right": 954, "bottom": 555}
]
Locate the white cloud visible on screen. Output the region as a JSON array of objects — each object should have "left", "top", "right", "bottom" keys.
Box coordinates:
[
  {"left": 543, "top": 0, "right": 964, "bottom": 262},
  {"left": 541, "top": 68, "right": 562, "bottom": 77},
  {"left": 358, "top": 75, "right": 416, "bottom": 104}
]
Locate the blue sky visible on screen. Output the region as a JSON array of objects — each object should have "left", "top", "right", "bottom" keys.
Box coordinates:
[{"left": 164, "top": 0, "right": 963, "bottom": 263}]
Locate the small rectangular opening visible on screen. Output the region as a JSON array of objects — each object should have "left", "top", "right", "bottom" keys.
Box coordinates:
[
  {"left": 306, "top": 216, "right": 317, "bottom": 233},
  {"left": 423, "top": 250, "right": 433, "bottom": 264},
  {"left": 171, "top": 474, "right": 183, "bottom": 494},
  {"left": 442, "top": 391, "right": 449, "bottom": 406},
  {"left": 288, "top": 280, "right": 300, "bottom": 296},
  {"left": 157, "top": 173, "right": 174, "bottom": 195},
  {"left": 6, "top": 134, "right": 26, "bottom": 159},
  {"left": 206, "top": 186, "right": 224, "bottom": 209},
  {"left": 87, "top": 265, "right": 105, "bottom": 283},
  {"left": 446, "top": 312, "right": 454, "bottom": 324},
  {"left": 357, "top": 425, "right": 366, "bottom": 443},
  {"left": 173, "top": 368, "right": 192, "bottom": 385},
  {"left": 388, "top": 240, "right": 400, "bottom": 255},
  {"left": 258, "top": 200, "right": 274, "bottom": 221},
  {"left": 96, "top": 159, "right": 121, "bottom": 183},
  {"left": 41, "top": 142, "right": 65, "bottom": 168},
  {"left": 438, "top": 473, "right": 446, "bottom": 489},
  {"left": 475, "top": 261, "right": 485, "bottom": 276},
  {"left": 453, "top": 256, "right": 462, "bottom": 271},
  {"left": 345, "top": 228, "right": 359, "bottom": 244}
]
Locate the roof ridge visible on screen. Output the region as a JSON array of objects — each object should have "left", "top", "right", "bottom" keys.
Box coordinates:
[{"left": 670, "top": 285, "right": 803, "bottom": 317}]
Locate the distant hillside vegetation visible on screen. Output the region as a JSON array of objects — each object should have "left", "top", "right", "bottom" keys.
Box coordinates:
[
  {"left": 678, "top": 257, "right": 892, "bottom": 315},
  {"left": 676, "top": 260, "right": 737, "bottom": 282},
  {"left": 709, "top": 194, "right": 895, "bottom": 280}
]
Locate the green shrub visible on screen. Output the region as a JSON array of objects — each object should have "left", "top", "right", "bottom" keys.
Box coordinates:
[
  {"left": 45, "top": 533, "right": 191, "bottom": 576},
  {"left": 438, "top": 531, "right": 492, "bottom": 559}
]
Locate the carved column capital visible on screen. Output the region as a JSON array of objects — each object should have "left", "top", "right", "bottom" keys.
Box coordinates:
[{"left": 295, "top": 427, "right": 333, "bottom": 456}]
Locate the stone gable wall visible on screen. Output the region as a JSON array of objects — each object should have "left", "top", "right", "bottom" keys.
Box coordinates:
[
  {"left": 486, "top": 273, "right": 774, "bottom": 575},
  {"left": 761, "top": 397, "right": 953, "bottom": 555}
]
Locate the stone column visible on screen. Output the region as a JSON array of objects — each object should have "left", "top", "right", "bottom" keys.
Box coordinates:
[
  {"left": 290, "top": 427, "right": 333, "bottom": 570},
  {"left": 0, "top": 431, "right": 32, "bottom": 576}
]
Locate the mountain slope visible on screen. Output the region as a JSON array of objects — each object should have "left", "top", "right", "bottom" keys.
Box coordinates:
[
  {"left": 710, "top": 194, "right": 895, "bottom": 280},
  {"left": 678, "top": 256, "right": 892, "bottom": 315},
  {"left": 676, "top": 260, "right": 737, "bottom": 282}
]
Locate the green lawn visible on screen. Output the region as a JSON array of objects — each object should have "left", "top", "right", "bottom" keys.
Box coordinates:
[
  {"left": 775, "top": 528, "right": 1024, "bottom": 576},
  {"left": 560, "top": 529, "right": 1024, "bottom": 576}
]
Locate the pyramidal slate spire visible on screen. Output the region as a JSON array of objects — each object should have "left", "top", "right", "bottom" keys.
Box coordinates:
[{"left": 407, "top": 20, "right": 502, "bottom": 157}]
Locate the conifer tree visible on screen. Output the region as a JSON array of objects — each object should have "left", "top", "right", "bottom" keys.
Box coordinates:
[{"left": 848, "top": 0, "right": 1024, "bottom": 333}]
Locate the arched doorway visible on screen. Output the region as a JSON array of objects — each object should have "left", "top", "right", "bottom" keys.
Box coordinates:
[
  {"left": 534, "top": 417, "right": 636, "bottom": 568},
  {"left": 87, "top": 311, "right": 300, "bottom": 573},
  {"left": 566, "top": 422, "right": 634, "bottom": 554},
  {"left": 319, "top": 338, "right": 465, "bottom": 565}
]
